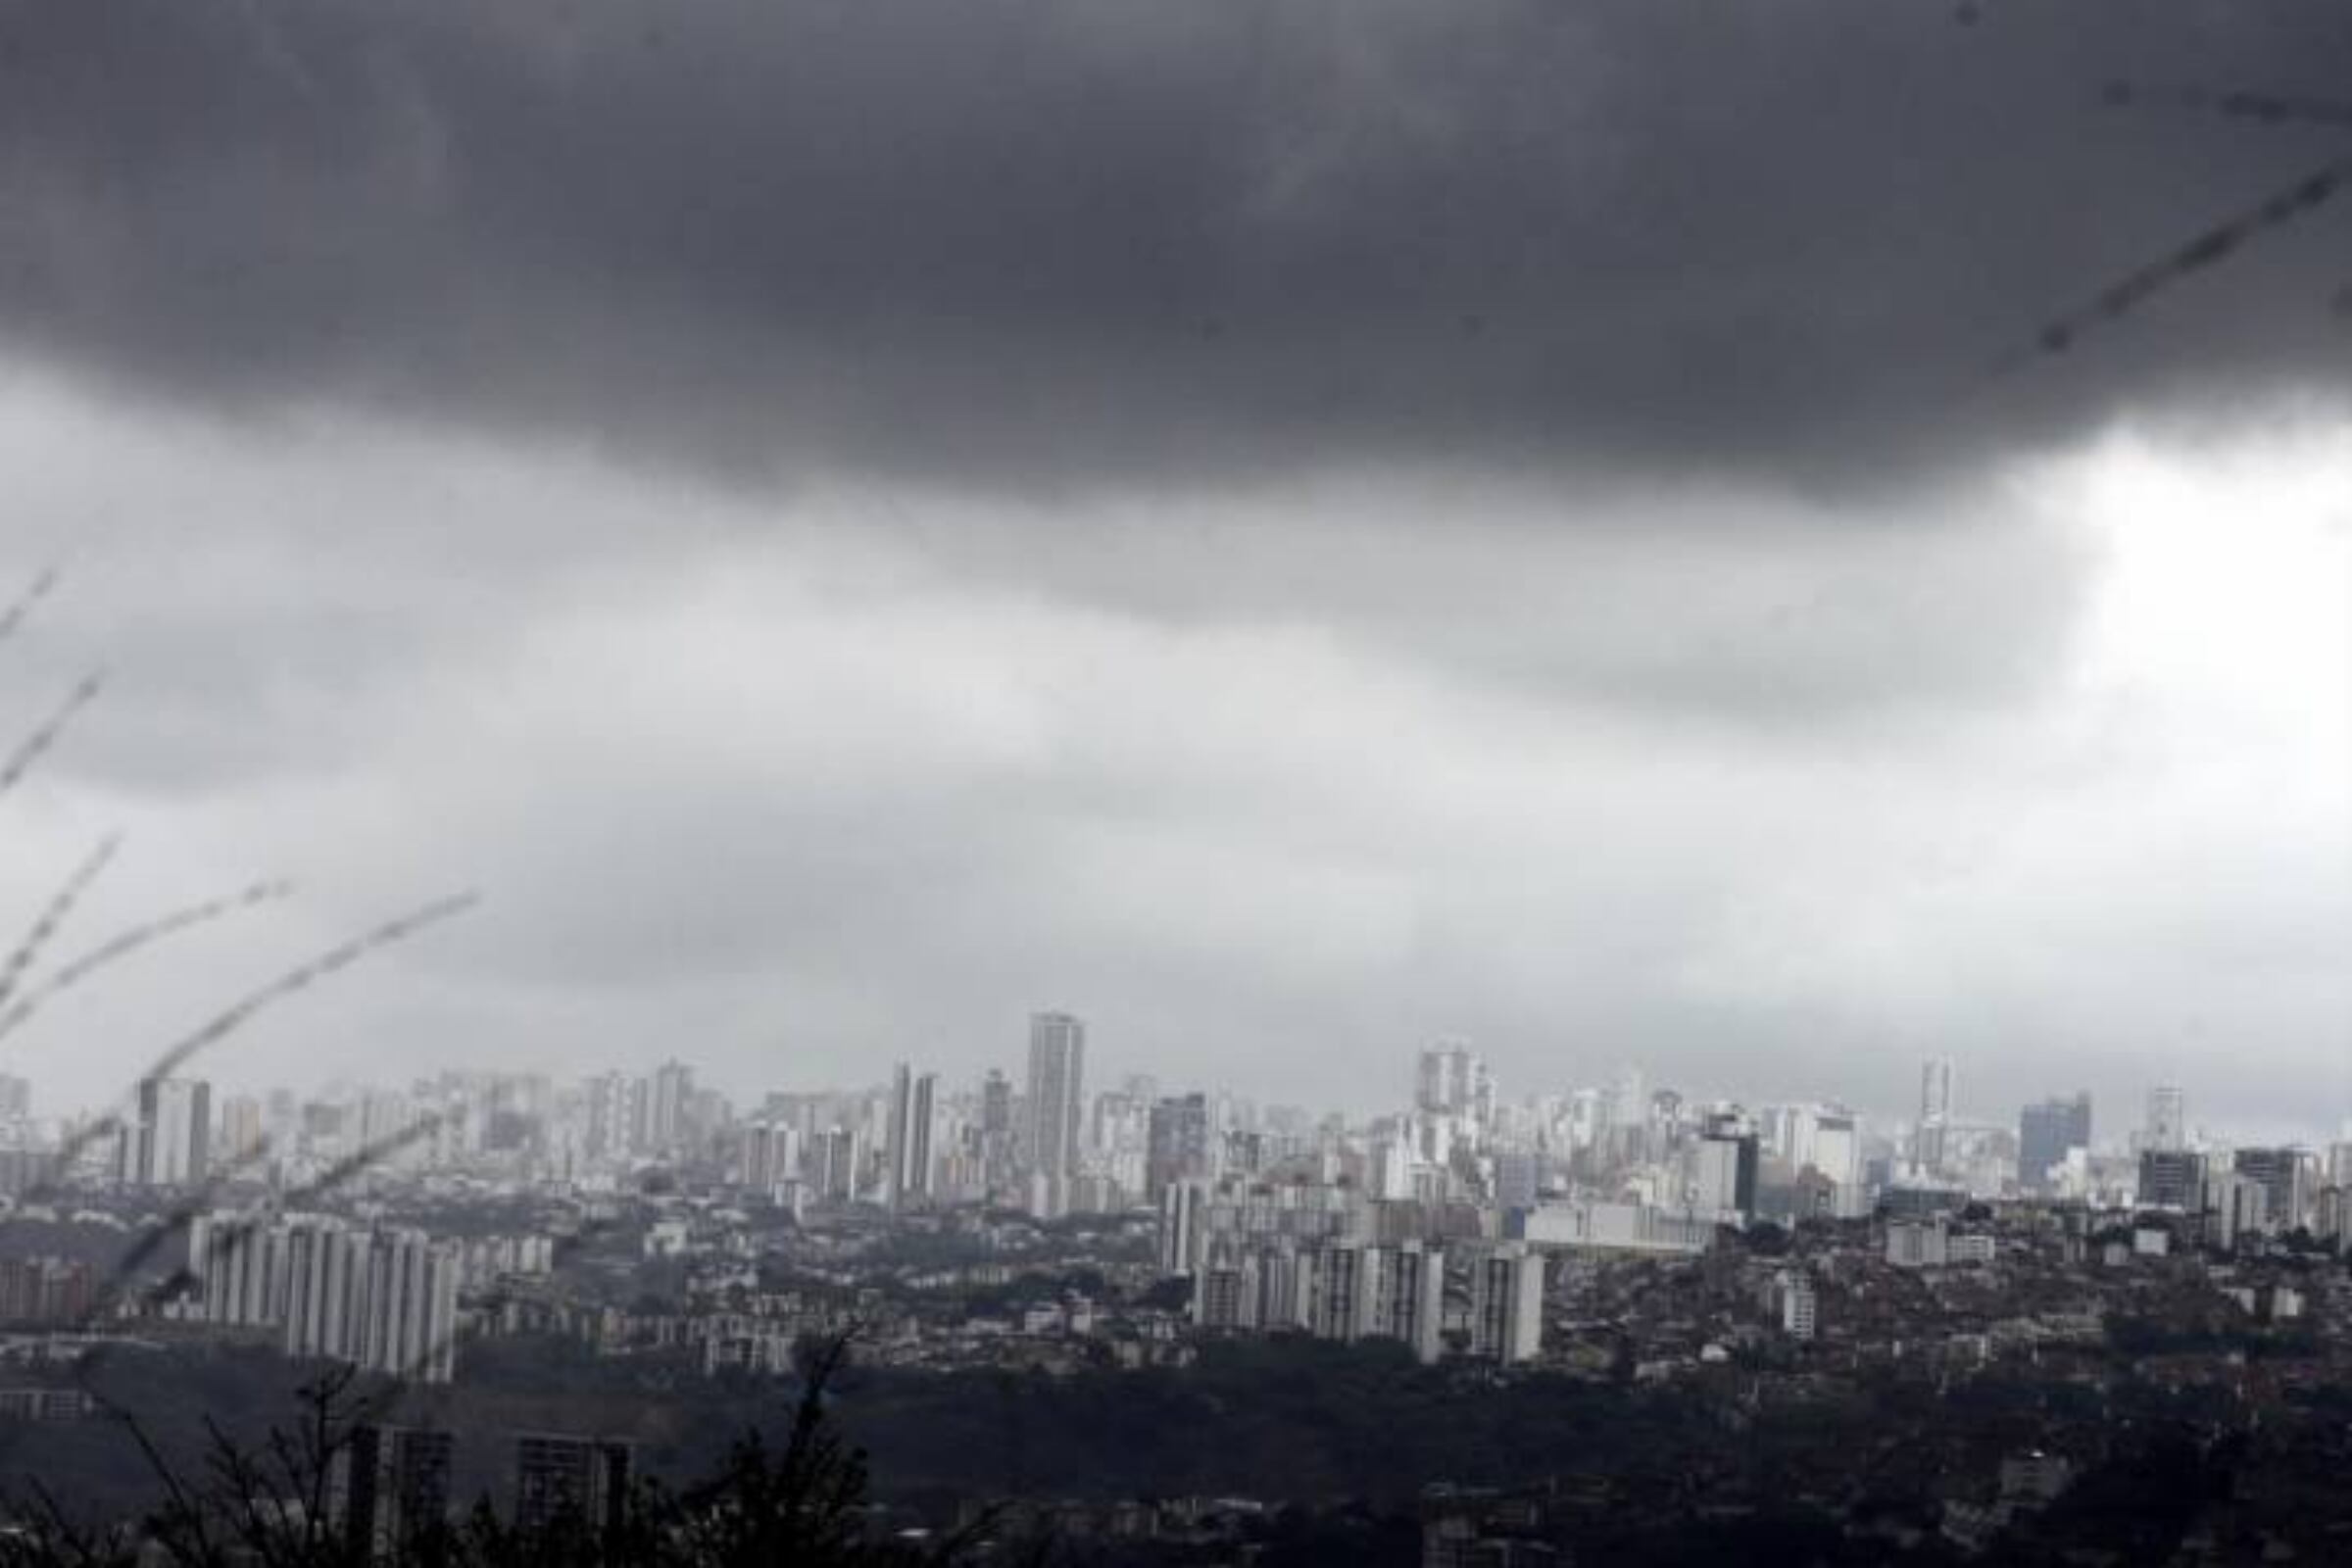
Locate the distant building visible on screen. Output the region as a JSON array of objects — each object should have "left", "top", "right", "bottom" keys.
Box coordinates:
[
  {"left": 1886, "top": 1216, "right": 1992, "bottom": 1268},
  {"left": 1191, "top": 1257, "right": 1251, "bottom": 1330},
  {"left": 1309, "top": 1244, "right": 1378, "bottom": 1344},
  {"left": 1145, "top": 1094, "right": 1211, "bottom": 1202},
  {"left": 1421, "top": 1483, "right": 1555, "bottom": 1568},
  {"left": 339, "top": 1424, "right": 454, "bottom": 1562},
  {"left": 2201, "top": 1167, "right": 2269, "bottom": 1250},
  {"left": 643, "top": 1059, "right": 695, "bottom": 1154},
  {"left": 218, "top": 1095, "right": 267, "bottom": 1167},
  {"left": 1879, "top": 1183, "right": 1969, "bottom": 1221},
  {"left": 973, "top": 1069, "right": 1012, "bottom": 1193},
  {"left": 1415, "top": 1043, "right": 1494, "bottom": 1132},
  {"left": 2143, "top": 1084, "right": 2186, "bottom": 1152},
  {"left": 1491, "top": 1150, "right": 1543, "bottom": 1212},
  {"left": 2138, "top": 1148, "right": 2201, "bottom": 1209},
  {"left": 1467, "top": 1245, "right": 1544, "bottom": 1364},
  {"left": 513, "top": 1435, "right": 632, "bottom": 1540},
  {"left": 196, "top": 1213, "right": 462, "bottom": 1383},
  {"left": 122, "top": 1076, "right": 211, "bottom": 1189},
  {"left": 815, "top": 1126, "right": 860, "bottom": 1202},
  {"left": 584, "top": 1072, "right": 640, "bottom": 1159},
  {"left": 1023, "top": 1012, "right": 1086, "bottom": 1214},
  {"left": 1916, "top": 1058, "right": 1954, "bottom": 1173},
  {"left": 1773, "top": 1268, "right": 1817, "bottom": 1340},
  {"left": 1376, "top": 1242, "right": 1446, "bottom": 1364},
  {"left": 738, "top": 1119, "right": 799, "bottom": 1193},
  {"left": 1689, "top": 1109, "right": 1759, "bottom": 1221},
  {"left": 2018, "top": 1093, "right": 2091, "bottom": 1192},
  {"left": 885, "top": 1064, "right": 935, "bottom": 1211},
  {"left": 1803, "top": 1108, "right": 1867, "bottom": 1217},
  {"left": 2230, "top": 1147, "right": 2311, "bottom": 1235},
  {"left": 1509, "top": 1199, "right": 1713, "bottom": 1255},
  {"left": 0, "top": 1256, "right": 90, "bottom": 1325}
]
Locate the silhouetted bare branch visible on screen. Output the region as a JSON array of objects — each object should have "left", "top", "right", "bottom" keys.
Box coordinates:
[
  {"left": 0, "top": 879, "right": 295, "bottom": 1049},
  {"left": 0, "top": 834, "right": 122, "bottom": 1020}
]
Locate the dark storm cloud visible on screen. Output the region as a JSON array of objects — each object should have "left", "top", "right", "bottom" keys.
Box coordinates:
[{"left": 1, "top": 0, "right": 2348, "bottom": 491}]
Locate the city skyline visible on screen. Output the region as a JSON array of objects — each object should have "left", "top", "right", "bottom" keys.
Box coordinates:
[
  {"left": 0, "top": 1023, "right": 2339, "bottom": 1150},
  {"left": 3, "top": 1033, "right": 2328, "bottom": 1213},
  {"left": 3, "top": 5, "right": 2350, "bottom": 1559}
]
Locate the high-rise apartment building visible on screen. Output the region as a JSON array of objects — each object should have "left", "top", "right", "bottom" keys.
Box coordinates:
[
  {"left": 979, "top": 1070, "right": 1014, "bottom": 1194},
  {"left": 1415, "top": 1043, "right": 1493, "bottom": 1126},
  {"left": 585, "top": 1072, "right": 644, "bottom": 1159},
  {"left": 1146, "top": 1093, "right": 1211, "bottom": 1202},
  {"left": 643, "top": 1059, "right": 695, "bottom": 1154},
  {"left": 200, "top": 1213, "right": 462, "bottom": 1383},
  {"left": 218, "top": 1095, "right": 267, "bottom": 1167},
  {"left": 1375, "top": 1242, "right": 1446, "bottom": 1364},
  {"left": 815, "top": 1126, "right": 860, "bottom": 1202},
  {"left": 1308, "top": 1244, "right": 1379, "bottom": 1344},
  {"left": 193, "top": 1212, "right": 288, "bottom": 1329},
  {"left": 2203, "top": 1166, "right": 2271, "bottom": 1250},
  {"left": 886, "top": 1064, "right": 936, "bottom": 1211},
  {"left": 1468, "top": 1245, "right": 1545, "bottom": 1364},
  {"left": 122, "top": 1077, "right": 211, "bottom": 1189},
  {"left": 2144, "top": 1084, "right": 2187, "bottom": 1152},
  {"left": 1024, "top": 1012, "right": 1086, "bottom": 1213},
  {"left": 1916, "top": 1058, "right": 1954, "bottom": 1173},
  {"left": 738, "top": 1120, "right": 799, "bottom": 1193}
]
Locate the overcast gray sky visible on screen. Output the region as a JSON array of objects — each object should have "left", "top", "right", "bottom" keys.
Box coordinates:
[{"left": 0, "top": 0, "right": 2346, "bottom": 1134}]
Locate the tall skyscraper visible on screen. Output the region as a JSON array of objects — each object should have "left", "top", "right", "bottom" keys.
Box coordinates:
[
  {"left": 979, "top": 1069, "right": 1014, "bottom": 1194},
  {"left": 1024, "top": 1012, "right": 1086, "bottom": 1211},
  {"left": 2144, "top": 1084, "right": 2186, "bottom": 1152},
  {"left": 815, "top": 1126, "right": 860, "bottom": 1201},
  {"left": 738, "top": 1120, "right": 799, "bottom": 1193},
  {"left": 585, "top": 1072, "right": 639, "bottom": 1159},
  {"left": 2017, "top": 1093, "right": 2092, "bottom": 1191},
  {"left": 1146, "top": 1093, "right": 1211, "bottom": 1201},
  {"left": 1916, "top": 1058, "right": 1954, "bottom": 1173},
  {"left": 122, "top": 1077, "right": 211, "bottom": 1189},
  {"left": 885, "top": 1064, "right": 936, "bottom": 1211},
  {"left": 643, "top": 1059, "right": 694, "bottom": 1153}
]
